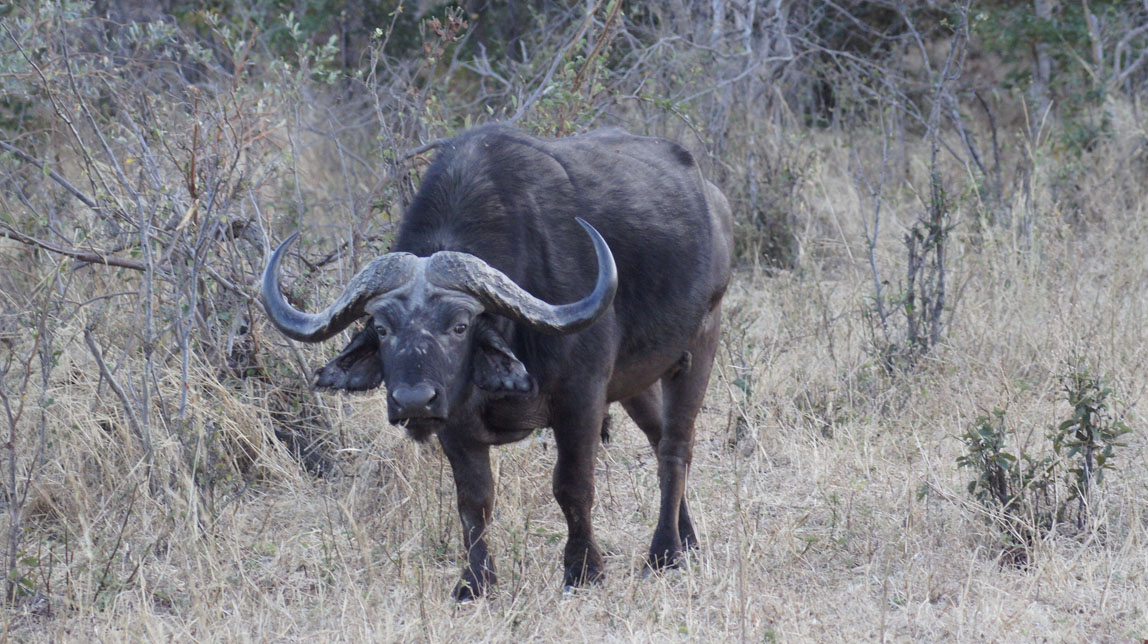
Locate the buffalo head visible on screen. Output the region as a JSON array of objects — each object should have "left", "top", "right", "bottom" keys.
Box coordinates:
[{"left": 261, "top": 219, "right": 617, "bottom": 441}]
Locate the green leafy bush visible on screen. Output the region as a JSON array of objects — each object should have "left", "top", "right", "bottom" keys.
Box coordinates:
[
  {"left": 1051, "top": 366, "right": 1132, "bottom": 527},
  {"left": 959, "top": 365, "right": 1131, "bottom": 562}
]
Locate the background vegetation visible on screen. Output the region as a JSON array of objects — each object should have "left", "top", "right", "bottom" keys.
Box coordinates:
[{"left": 1, "top": 0, "right": 1147, "bottom": 640}]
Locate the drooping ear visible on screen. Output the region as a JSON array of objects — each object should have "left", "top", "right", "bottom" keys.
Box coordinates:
[
  {"left": 313, "top": 325, "right": 383, "bottom": 391},
  {"left": 472, "top": 323, "right": 536, "bottom": 396}
]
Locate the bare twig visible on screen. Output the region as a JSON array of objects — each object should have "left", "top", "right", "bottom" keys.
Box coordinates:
[
  {"left": 83, "top": 327, "right": 151, "bottom": 460},
  {"left": 1, "top": 337, "right": 37, "bottom": 602},
  {"left": 91, "top": 484, "right": 138, "bottom": 606},
  {"left": 1, "top": 22, "right": 119, "bottom": 212},
  {"left": 855, "top": 113, "right": 892, "bottom": 345},
  {"left": 0, "top": 140, "right": 99, "bottom": 209},
  {"left": 1, "top": 277, "right": 56, "bottom": 602},
  {"left": 508, "top": 0, "right": 605, "bottom": 125},
  {"left": 0, "top": 225, "right": 148, "bottom": 272}
]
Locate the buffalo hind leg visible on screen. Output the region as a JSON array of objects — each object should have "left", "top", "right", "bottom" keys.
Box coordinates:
[
  {"left": 550, "top": 389, "right": 608, "bottom": 589},
  {"left": 439, "top": 432, "right": 497, "bottom": 600},
  {"left": 639, "top": 305, "right": 721, "bottom": 570},
  {"left": 621, "top": 388, "right": 698, "bottom": 554}
]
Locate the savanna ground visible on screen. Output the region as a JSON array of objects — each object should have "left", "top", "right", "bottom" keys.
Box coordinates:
[{"left": 2, "top": 1, "right": 1148, "bottom": 642}]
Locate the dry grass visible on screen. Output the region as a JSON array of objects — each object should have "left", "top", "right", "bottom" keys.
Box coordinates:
[{"left": 3, "top": 84, "right": 1148, "bottom": 644}]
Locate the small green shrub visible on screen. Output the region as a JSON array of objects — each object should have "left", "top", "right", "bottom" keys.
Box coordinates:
[
  {"left": 957, "top": 407, "right": 1056, "bottom": 560},
  {"left": 958, "top": 365, "right": 1131, "bottom": 562},
  {"left": 1051, "top": 366, "right": 1131, "bottom": 528}
]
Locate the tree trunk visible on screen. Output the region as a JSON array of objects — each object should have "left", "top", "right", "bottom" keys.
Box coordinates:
[{"left": 1030, "top": 0, "right": 1055, "bottom": 139}]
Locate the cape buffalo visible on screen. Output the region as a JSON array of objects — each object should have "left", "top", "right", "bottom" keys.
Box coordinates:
[{"left": 262, "top": 125, "right": 732, "bottom": 599}]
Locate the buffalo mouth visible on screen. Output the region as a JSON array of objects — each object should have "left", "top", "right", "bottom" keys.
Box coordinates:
[{"left": 393, "top": 417, "right": 446, "bottom": 443}]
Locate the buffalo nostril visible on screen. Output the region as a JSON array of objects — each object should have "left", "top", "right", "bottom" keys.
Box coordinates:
[{"left": 391, "top": 384, "right": 439, "bottom": 413}]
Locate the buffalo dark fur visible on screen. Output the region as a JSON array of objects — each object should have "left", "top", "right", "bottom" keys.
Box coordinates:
[{"left": 262, "top": 125, "right": 733, "bottom": 600}]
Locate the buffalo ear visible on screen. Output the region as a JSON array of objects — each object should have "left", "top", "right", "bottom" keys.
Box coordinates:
[
  {"left": 313, "top": 326, "right": 383, "bottom": 391},
  {"left": 472, "top": 324, "right": 536, "bottom": 396}
]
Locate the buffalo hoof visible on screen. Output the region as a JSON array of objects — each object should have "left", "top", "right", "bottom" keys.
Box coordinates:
[
  {"left": 452, "top": 569, "right": 496, "bottom": 602},
  {"left": 645, "top": 550, "right": 683, "bottom": 572},
  {"left": 562, "top": 541, "right": 605, "bottom": 589},
  {"left": 680, "top": 523, "right": 699, "bottom": 551},
  {"left": 453, "top": 583, "right": 479, "bottom": 602},
  {"left": 646, "top": 531, "right": 685, "bottom": 571}
]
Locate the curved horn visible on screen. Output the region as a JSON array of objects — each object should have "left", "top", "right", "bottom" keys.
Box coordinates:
[
  {"left": 261, "top": 233, "right": 418, "bottom": 342},
  {"left": 427, "top": 218, "right": 617, "bottom": 334}
]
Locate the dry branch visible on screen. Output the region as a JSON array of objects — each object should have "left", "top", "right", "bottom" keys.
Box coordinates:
[
  {"left": 0, "top": 140, "right": 99, "bottom": 210},
  {"left": 83, "top": 327, "right": 150, "bottom": 460},
  {"left": 0, "top": 225, "right": 147, "bottom": 272}
]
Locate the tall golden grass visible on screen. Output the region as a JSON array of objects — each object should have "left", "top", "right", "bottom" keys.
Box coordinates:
[{"left": 3, "top": 100, "right": 1146, "bottom": 641}]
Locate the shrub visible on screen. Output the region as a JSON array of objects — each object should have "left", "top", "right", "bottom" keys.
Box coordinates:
[{"left": 958, "top": 365, "right": 1131, "bottom": 563}]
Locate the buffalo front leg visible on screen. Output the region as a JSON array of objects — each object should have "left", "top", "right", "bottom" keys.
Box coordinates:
[
  {"left": 551, "top": 394, "right": 607, "bottom": 589},
  {"left": 439, "top": 433, "right": 497, "bottom": 600}
]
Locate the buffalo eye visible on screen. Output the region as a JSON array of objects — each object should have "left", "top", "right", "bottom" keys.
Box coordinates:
[
  {"left": 452, "top": 322, "right": 468, "bottom": 336},
  {"left": 375, "top": 325, "right": 388, "bottom": 338}
]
